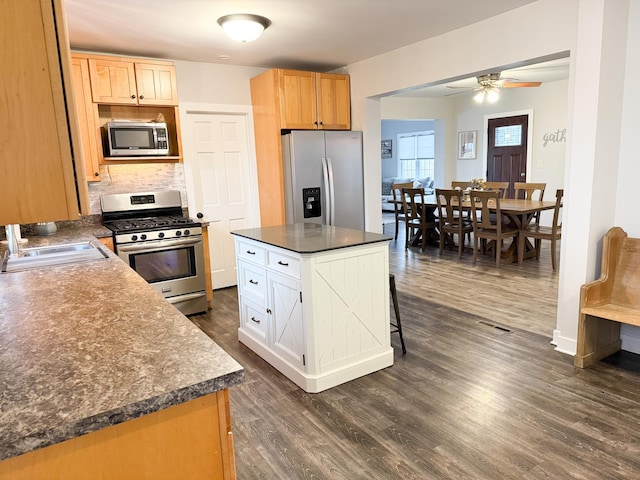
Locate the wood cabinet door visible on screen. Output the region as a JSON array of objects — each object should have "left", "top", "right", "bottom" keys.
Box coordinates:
[
  {"left": 88, "top": 59, "right": 138, "bottom": 104},
  {"left": 278, "top": 69, "right": 318, "bottom": 129},
  {"left": 71, "top": 58, "right": 101, "bottom": 181},
  {"left": 317, "top": 73, "right": 351, "bottom": 130},
  {"left": 135, "top": 63, "right": 179, "bottom": 106},
  {"left": 268, "top": 272, "right": 305, "bottom": 368},
  {"left": 0, "top": 0, "right": 81, "bottom": 224}
]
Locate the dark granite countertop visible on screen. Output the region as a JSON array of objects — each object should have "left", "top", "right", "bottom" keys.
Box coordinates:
[
  {"left": 0, "top": 225, "right": 244, "bottom": 462},
  {"left": 230, "top": 223, "right": 392, "bottom": 254}
]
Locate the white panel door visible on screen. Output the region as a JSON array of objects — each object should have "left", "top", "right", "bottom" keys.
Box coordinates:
[{"left": 185, "top": 113, "right": 252, "bottom": 288}]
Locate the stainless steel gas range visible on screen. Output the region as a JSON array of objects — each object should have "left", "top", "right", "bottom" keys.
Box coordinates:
[{"left": 101, "top": 190, "right": 207, "bottom": 316}]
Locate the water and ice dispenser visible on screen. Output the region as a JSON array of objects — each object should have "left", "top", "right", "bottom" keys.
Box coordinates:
[{"left": 302, "top": 187, "right": 321, "bottom": 219}]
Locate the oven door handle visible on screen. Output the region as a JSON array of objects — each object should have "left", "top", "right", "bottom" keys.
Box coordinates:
[{"left": 117, "top": 237, "right": 202, "bottom": 253}]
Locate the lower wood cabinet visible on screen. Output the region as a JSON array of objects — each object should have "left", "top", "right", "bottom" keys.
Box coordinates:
[
  {"left": 234, "top": 237, "right": 393, "bottom": 393},
  {"left": 0, "top": 390, "right": 237, "bottom": 480}
]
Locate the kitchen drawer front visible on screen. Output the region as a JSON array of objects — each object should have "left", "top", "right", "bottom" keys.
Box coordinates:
[
  {"left": 266, "top": 250, "right": 301, "bottom": 279},
  {"left": 237, "top": 260, "right": 266, "bottom": 304},
  {"left": 239, "top": 297, "right": 268, "bottom": 344},
  {"left": 237, "top": 240, "right": 265, "bottom": 265}
]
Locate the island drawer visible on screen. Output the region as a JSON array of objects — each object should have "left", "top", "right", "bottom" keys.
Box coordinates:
[
  {"left": 239, "top": 297, "right": 268, "bottom": 344},
  {"left": 237, "top": 240, "right": 266, "bottom": 265},
  {"left": 238, "top": 260, "right": 266, "bottom": 304},
  {"left": 266, "top": 250, "right": 301, "bottom": 279}
]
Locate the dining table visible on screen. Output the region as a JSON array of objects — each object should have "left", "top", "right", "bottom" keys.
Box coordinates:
[{"left": 391, "top": 194, "right": 557, "bottom": 263}]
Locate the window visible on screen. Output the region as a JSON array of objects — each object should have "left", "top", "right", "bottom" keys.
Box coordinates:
[{"left": 397, "top": 131, "right": 434, "bottom": 179}]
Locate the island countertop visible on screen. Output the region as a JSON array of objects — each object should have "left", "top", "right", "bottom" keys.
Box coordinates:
[
  {"left": 0, "top": 229, "right": 244, "bottom": 462},
  {"left": 230, "top": 223, "right": 392, "bottom": 253}
]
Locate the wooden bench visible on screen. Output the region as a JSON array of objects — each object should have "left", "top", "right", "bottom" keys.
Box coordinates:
[{"left": 574, "top": 226, "right": 640, "bottom": 367}]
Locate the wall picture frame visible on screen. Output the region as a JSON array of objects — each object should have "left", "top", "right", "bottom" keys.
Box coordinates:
[
  {"left": 458, "top": 130, "right": 477, "bottom": 159},
  {"left": 381, "top": 139, "right": 392, "bottom": 159}
]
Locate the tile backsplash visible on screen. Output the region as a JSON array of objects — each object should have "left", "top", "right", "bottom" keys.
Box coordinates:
[{"left": 88, "top": 163, "right": 187, "bottom": 214}]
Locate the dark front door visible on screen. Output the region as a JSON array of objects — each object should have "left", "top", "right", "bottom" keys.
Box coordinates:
[{"left": 487, "top": 115, "right": 528, "bottom": 198}]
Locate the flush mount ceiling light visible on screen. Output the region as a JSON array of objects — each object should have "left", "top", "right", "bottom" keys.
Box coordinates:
[{"left": 217, "top": 13, "right": 271, "bottom": 43}]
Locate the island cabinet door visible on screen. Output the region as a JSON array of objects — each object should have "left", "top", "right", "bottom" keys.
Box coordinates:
[{"left": 268, "top": 271, "right": 305, "bottom": 368}]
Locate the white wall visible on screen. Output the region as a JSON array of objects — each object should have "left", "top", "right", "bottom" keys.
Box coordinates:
[
  {"left": 452, "top": 80, "right": 568, "bottom": 203},
  {"left": 615, "top": 0, "right": 640, "bottom": 352},
  {"left": 345, "top": 0, "right": 640, "bottom": 359},
  {"left": 381, "top": 97, "right": 455, "bottom": 190},
  {"left": 380, "top": 120, "right": 434, "bottom": 179},
  {"left": 348, "top": 0, "right": 578, "bottom": 236},
  {"left": 173, "top": 60, "right": 265, "bottom": 105}
]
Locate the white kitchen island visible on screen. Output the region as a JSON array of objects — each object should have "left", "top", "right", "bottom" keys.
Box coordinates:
[{"left": 231, "top": 223, "right": 393, "bottom": 393}]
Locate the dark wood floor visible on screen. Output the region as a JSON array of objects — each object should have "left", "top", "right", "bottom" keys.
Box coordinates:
[{"left": 189, "top": 228, "right": 640, "bottom": 479}]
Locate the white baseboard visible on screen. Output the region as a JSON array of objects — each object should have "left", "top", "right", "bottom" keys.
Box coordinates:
[{"left": 553, "top": 329, "right": 576, "bottom": 356}]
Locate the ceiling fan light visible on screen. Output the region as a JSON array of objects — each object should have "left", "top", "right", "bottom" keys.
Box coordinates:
[
  {"left": 486, "top": 88, "right": 500, "bottom": 103},
  {"left": 217, "top": 14, "right": 271, "bottom": 42},
  {"left": 474, "top": 90, "right": 485, "bottom": 103}
]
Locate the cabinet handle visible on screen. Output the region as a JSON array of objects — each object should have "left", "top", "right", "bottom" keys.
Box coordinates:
[
  {"left": 249, "top": 279, "right": 258, "bottom": 285},
  {"left": 246, "top": 250, "right": 256, "bottom": 255},
  {"left": 131, "top": 94, "right": 136, "bottom": 99},
  {"left": 251, "top": 316, "right": 260, "bottom": 324},
  {"left": 94, "top": 172, "right": 99, "bottom": 177},
  {"left": 139, "top": 95, "right": 144, "bottom": 99},
  {"left": 277, "top": 260, "right": 289, "bottom": 266},
  {"left": 266, "top": 308, "right": 272, "bottom": 314}
]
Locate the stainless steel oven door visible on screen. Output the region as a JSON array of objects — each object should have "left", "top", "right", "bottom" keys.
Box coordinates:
[{"left": 116, "top": 236, "right": 207, "bottom": 315}]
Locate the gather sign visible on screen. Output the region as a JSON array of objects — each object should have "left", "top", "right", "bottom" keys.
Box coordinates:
[{"left": 542, "top": 128, "right": 567, "bottom": 147}]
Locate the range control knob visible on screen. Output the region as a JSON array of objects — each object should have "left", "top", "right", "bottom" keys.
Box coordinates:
[
  {"left": 140, "top": 234, "right": 147, "bottom": 240},
  {"left": 158, "top": 232, "right": 165, "bottom": 239},
  {"left": 131, "top": 235, "right": 138, "bottom": 241},
  {"left": 176, "top": 230, "right": 182, "bottom": 237},
  {"left": 184, "top": 229, "right": 190, "bottom": 236}
]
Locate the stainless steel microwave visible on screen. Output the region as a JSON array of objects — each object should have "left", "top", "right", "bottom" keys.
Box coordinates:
[{"left": 105, "top": 121, "right": 170, "bottom": 157}]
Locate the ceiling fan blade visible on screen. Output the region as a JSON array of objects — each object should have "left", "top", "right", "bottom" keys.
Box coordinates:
[
  {"left": 502, "top": 81, "right": 542, "bottom": 88},
  {"left": 444, "top": 90, "right": 471, "bottom": 97},
  {"left": 446, "top": 85, "right": 475, "bottom": 89}
]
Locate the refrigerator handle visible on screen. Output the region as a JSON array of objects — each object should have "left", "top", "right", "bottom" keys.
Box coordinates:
[
  {"left": 321, "top": 157, "right": 332, "bottom": 225},
  {"left": 326, "top": 157, "right": 335, "bottom": 225}
]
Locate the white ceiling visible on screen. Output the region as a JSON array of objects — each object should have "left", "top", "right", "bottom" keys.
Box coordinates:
[
  {"left": 64, "top": 0, "right": 569, "bottom": 97},
  {"left": 65, "top": 0, "right": 537, "bottom": 71}
]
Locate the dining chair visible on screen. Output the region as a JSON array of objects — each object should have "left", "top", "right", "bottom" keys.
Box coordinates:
[
  {"left": 391, "top": 181, "right": 413, "bottom": 240},
  {"left": 514, "top": 182, "right": 547, "bottom": 224},
  {"left": 513, "top": 182, "right": 546, "bottom": 201},
  {"left": 518, "top": 189, "right": 563, "bottom": 270},
  {"left": 451, "top": 181, "right": 473, "bottom": 189},
  {"left": 469, "top": 190, "right": 519, "bottom": 267},
  {"left": 483, "top": 182, "right": 509, "bottom": 198},
  {"left": 401, "top": 187, "right": 437, "bottom": 251},
  {"left": 436, "top": 189, "right": 473, "bottom": 258}
]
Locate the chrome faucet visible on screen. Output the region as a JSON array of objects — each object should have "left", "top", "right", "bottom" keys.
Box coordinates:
[{"left": 5, "top": 224, "right": 21, "bottom": 258}]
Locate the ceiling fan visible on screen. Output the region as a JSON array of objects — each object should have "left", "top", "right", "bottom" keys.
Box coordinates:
[{"left": 446, "top": 72, "right": 542, "bottom": 102}]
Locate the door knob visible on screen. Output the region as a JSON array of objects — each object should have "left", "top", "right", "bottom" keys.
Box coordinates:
[{"left": 520, "top": 173, "right": 526, "bottom": 177}]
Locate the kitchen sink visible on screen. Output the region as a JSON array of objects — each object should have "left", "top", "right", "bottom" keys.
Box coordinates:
[{"left": 2, "top": 241, "right": 109, "bottom": 273}]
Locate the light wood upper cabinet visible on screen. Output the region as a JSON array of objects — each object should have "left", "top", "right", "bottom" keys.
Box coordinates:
[
  {"left": 134, "top": 63, "right": 179, "bottom": 106},
  {"left": 71, "top": 58, "right": 101, "bottom": 181},
  {"left": 278, "top": 70, "right": 318, "bottom": 129},
  {"left": 88, "top": 59, "right": 178, "bottom": 106},
  {"left": 278, "top": 69, "right": 351, "bottom": 130},
  {"left": 316, "top": 73, "right": 351, "bottom": 130},
  {"left": 88, "top": 58, "right": 138, "bottom": 104},
  {"left": 0, "top": 0, "right": 89, "bottom": 225}
]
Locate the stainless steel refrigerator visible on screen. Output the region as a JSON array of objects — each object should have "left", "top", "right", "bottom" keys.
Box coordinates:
[{"left": 281, "top": 131, "right": 364, "bottom": 230}]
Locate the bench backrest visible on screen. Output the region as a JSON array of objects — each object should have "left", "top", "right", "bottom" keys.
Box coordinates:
[{"left": 611, "top": 236, "right": 640, "bottom": 308}]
